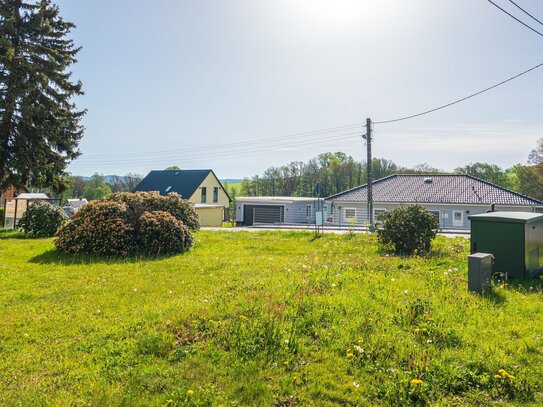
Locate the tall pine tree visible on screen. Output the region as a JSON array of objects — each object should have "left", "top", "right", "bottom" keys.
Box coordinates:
[{"left": 0, "top": 0, "right": 84, "bottom": 192}]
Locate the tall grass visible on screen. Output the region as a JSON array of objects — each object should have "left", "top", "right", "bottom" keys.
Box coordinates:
[{"left": 0, "top": 231, "right": 541, "bottom": 405}]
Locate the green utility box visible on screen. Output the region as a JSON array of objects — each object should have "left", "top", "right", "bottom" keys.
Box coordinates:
[{"left": 469, "top": 212, "right": 543, "bottom": 279}]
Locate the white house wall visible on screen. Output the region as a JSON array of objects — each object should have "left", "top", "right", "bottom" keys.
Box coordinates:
[
  {"left": 326, "top": 201, "right": 538, "bottom": 229},
  {"left": 236, "top": 200, "right": 319, "bottom": 224}
]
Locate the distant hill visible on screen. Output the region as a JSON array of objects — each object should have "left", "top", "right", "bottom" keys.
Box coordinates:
[{"left": 220, "top": 179, "right": 243, "bottom": 184}]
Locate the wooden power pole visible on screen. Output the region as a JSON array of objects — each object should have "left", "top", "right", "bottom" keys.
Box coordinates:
[{"left": 364, "top": 118, "right": 374, "bottom": 231}]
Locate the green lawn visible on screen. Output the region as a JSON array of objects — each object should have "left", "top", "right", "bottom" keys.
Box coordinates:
[{"left": 0, "top": 230, "right": 542, "bottom": 406}]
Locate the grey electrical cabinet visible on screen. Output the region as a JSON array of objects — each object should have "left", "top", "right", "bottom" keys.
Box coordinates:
[
  {"left": 469, "top": 212, "right": 543, "bottom": 279},
  {"left": 468, "top": 253, "right": 493, "bottom": 293}
]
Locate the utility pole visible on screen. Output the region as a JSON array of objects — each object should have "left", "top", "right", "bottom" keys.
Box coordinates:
[{"left": 363, "top": 118, "right": 374, "bottom": 231}]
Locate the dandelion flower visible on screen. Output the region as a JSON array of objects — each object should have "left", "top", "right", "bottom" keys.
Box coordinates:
[
  {"left": 498, "top": 369, "right": 506, "bottom": 375},
  {"left": 187, "top": 389, "right": 194, "bottom": 397},
  {"left": 411, "top": 379, "right": 423, "bottom": 386},
  {"left": 494, "top": 374, "right": 502, "bottom": 380}
]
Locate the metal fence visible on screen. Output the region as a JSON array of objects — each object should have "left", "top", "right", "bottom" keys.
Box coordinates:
[{"left": 252, "top": 206, "right": 372, "bottom": 229}]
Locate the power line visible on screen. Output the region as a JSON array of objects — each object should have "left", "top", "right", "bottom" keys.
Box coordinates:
[
  {"left": 374, "top": 62, "right": 543, "bottom": 124},
  {"left": 82, "top": 122, "right": 364, "bottom": 159},
  {"left": 72, "top": 137, "right": 363, "bottom": 170},
  {"left": 73, "top": 132, "right": 363, "bottom": 167},
  {"left": 77, "top": 130, "right": 362, "bottom": 164},
  {"left": 486, "top": 0, "right": 543, "bottom": 37},
  {"left": 508, "top": 0, "right": 543, "bottom": 27}
]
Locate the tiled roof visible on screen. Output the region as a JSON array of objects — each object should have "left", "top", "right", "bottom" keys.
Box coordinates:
[
  {"left": 325, "top": 174, "right": 543, "bottom": 206},
  {"left": 134, "top": 170, "right": 212, "bottom": 198}
]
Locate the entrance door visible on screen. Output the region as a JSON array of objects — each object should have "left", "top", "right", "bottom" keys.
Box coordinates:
[{"left": 452, "top": 210, "right": 463, "bottom": 228}]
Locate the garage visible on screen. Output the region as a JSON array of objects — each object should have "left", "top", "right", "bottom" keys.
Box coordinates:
[
  {"left": 194, "top": 204, "right": 224, "bottom": 227},
  {"left": 243, "top": 204, "right": 284, "bottom": 226}
]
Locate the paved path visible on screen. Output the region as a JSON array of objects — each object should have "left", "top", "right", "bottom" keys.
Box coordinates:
[{"left": 201, "top": 226, "right": 469, "bottom": 238}]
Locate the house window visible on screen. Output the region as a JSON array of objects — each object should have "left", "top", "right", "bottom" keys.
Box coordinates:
[
  {"left": 165, "top": 186, "right": 172, "bottom": 193},
  {"left": 344, "top": 208, "right": 356, "bottom": 222},
  {"left": 201, "top": 187, "right": 207, "bottom": 203},
  {"left": 306, "top": 205, "right": 312, "bottom": 218},
  {"left": 428, "top": 210, "right": 440, "bottom": 220},
  {"left": 213, "top": 187, "right": 219, "bottom": 203}
]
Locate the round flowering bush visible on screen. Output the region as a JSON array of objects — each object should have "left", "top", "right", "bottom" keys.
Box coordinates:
[
  {"left": 18, "top": 200, "right": 68, "bottom": 237},
  {"left": 107, "top": 191, "right": 200, "bottom": 230},
  {"left": 55, "top": 201, "right": 136, "bottom": 256},
  {"left": 55, "top": 192, "right": 197, "bottom": 256},
  {"left": 138, "top": 211, "right": 193, "bottom": 255}
]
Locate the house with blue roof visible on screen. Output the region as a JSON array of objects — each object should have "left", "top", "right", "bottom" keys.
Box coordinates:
[{"left": 134, "top": 169, "right": 231, "bottom": 227}]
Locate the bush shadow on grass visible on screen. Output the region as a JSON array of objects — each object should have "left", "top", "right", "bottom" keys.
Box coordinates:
[
  {"left": 0, "top": 229, "right": 28, "bottom": 239},
  {"left": 29, "top": 248, "right": 186, "bottom": 265}
]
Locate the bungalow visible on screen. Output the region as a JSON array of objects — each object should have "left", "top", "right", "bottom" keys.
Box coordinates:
[
  {"left": 63, "top": 198, "right": 88, "bottom": 217},
  {"left": 134, "top": 169, "right": 231, "bottom": 227},
  {"left": 325, "top": 174, "right": 543, "bottom": 229}
]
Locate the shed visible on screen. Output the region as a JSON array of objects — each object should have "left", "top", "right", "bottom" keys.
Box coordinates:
[
  {"left": 469, "top": 212, "right": 543, "bottom": 279},
  {"left": 194, "top": 204, "right": 225, "bottom": 227}
]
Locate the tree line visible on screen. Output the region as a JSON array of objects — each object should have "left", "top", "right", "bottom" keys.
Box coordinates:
[
  {"left": 36, "top": 173, "right": 143, "bottom": 202},
  {"left": 235, "top": 142, "right": 543, "bottom": 200}
]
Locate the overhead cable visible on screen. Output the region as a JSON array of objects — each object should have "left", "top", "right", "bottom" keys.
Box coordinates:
[
  {"left": 83, "top": 122, "right": 364, "bottom": 159},
  {"left": 486, "top": 0, "right": 543, "bottom": 37},
  {"left": 374, "top": 62, "right": 543, "bottom": 124},
  {"left": 507, "top": 0, "right": 543, "bottom": 27}
]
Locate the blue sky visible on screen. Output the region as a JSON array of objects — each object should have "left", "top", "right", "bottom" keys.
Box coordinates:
[{"left": 57, "top": 0, "right": 543, "bottom": 178}]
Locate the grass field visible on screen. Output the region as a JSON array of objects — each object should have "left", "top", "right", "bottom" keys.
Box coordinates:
[{"left": 1, "top": 230, "right": 542, "bottom": 406}]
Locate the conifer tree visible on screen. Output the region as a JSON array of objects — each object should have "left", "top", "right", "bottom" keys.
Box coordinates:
[{"left": 0, "top": 0, "right": 85, "bottom": 192}]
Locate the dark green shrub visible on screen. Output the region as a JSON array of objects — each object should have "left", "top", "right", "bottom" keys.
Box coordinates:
[
  {"left": 377, "top": 204, "right": 439, "bottom": 255},
  {"left": 17, "top": 200, "right": 68, "bottom": 237},
  {"left": 107, "top": 192, "right": 200, "bottom": 230},
  {"left": 139, "top": 210, "right": 193, "bottom": 254},
  {"left": 55, "top": 201, "right": 136, "bottom": 256},
  {"left": 55, "top": 192, "right": 196, "bottom": 256}
]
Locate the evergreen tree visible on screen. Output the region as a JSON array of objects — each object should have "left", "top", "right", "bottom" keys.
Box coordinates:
[{"left": 0, "top": 0, "right": 85, "bottom": 192}]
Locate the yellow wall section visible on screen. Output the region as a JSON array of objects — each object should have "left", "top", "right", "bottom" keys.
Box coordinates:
[
  {"left": 188, "top": 172, "right": 230, "bottom": 206},
  {"left": 195, "top": 207, "right": 224, "bottom": 227}
]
